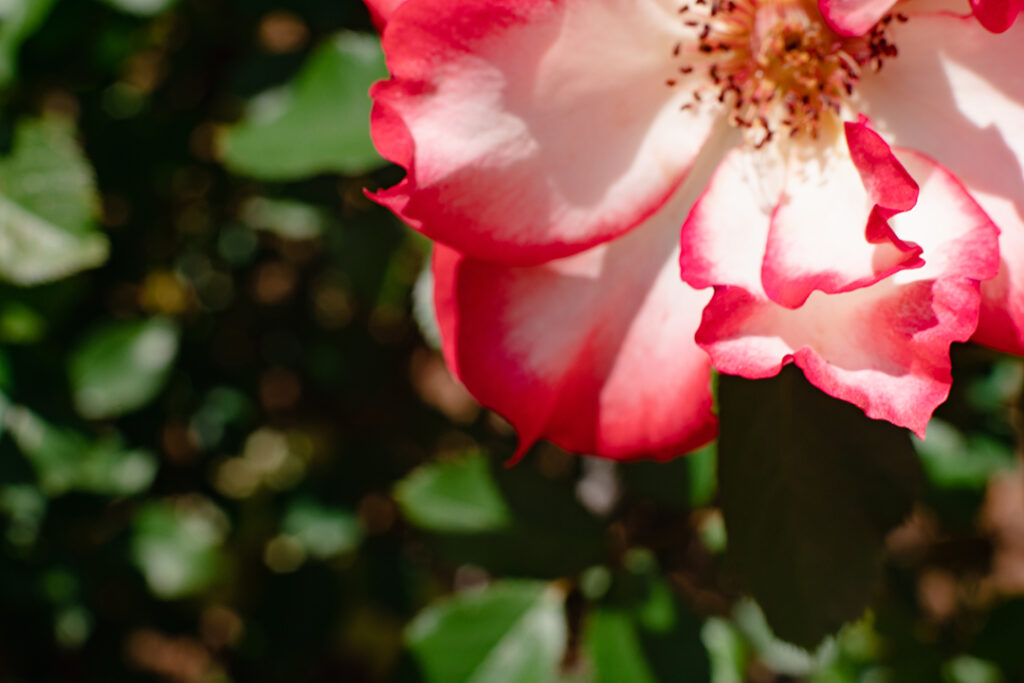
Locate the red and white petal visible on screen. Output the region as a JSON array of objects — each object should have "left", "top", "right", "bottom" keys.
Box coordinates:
[
  {"left": 761, "top": 120, "right": 922, "bottom": 308},
  {"left": 820, "top": 0, "right": 899, "bottom": 35},
  {"left": 371, "top": 0, "right": 718, "bottom": 266},
  {"left": 679, "top": 125, "right": 921, "bottom": 310},
  {"left": 695, "top": 151, "right": 999, "bottom": 436},
  {"left": 434, "top": 191, "right": 717, "bottom": 461},
  {"left": 365, "top": 0, "right": 405, "bottom": 30},
  {"left": 970, "top": 0, "right": 1023, "bottom": 32},
  {"left": 857, "top": 14, "right": 1024, "bottom": 354}
]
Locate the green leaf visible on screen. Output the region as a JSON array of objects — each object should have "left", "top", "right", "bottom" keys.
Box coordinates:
[
  {"left": 69, "top": 317, "right": 180, "bottom": 419},
  {"left": 585, "top": 610, "right": 659, "bottom": 683},
  {"left": 98, "top": 0, "right": 177, "bottom": 16},
  {"left": 406, "top": 581, "right": 566, "bottom": 683},
  {"left": 395, "top": 452, "right": 606, "bottom": 577},
  {"left": 3, "top": 405, "right": 158, "bottom": 496},
  {"left": 240, "top": 196, "right": 330, "bottom": 240},
  {"left": 585, "top": 550, "right": 711, "bottom": 683},
  {"left": 914, "top": 419, "right": 1015, "bottom": 491},
  {"left": 717, "top": 366, "right": 920, "bottom": 649},
  {"left": 0, "top": 0, "right": 57, "bottom": 87},
  {"left": 219, "top": 32, "right": 387, "bottom": 180},
  {"left": 0, "top": 117, "right": 108, "bottom": 285},
  {"left": 394, "top": 453, "right": 513, "bottom": 533},
  {"left": 282, "top": 499, "right": 363, "bottom": 559},
  {"left": 131, "top": 500, "right": 227, "bottom": 599}
]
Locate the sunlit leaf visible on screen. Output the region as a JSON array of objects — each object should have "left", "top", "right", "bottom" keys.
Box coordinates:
[
  {"left": 915, "top": 420, "right": 1016, "bottom": 491},
  {"left": 240, "top": 197, "right": 329, "bottom": 240},
  {"left": 99, "top": 0, "right": 177, "bottom": 16},
  {"left": 0, "top": 117, "right": 108, "bottom": 284},
  {"left": 282, "top": 499, "right": 362, "bottom": 559},
  {"left": 718, "top": 367, "right": 920, "bottom": 649},
  {"left": 131, "top": 499, "right": 226, "bottom": 599},
  {"left": 69, "top": 317, "right": 179, "bottom": 419},
  {"left": 394, "top": 453, "right": 513, "bottom": 533},
  {"left": 3, "top": 405, "right": 158, "bottom": 496},
  {"left": 406, "top": 581, "right": 566, "bottom": 683},
  {"left": 0, "top": 0, "right": 56, "bottom": 86},
  {"left": 219, "top": 32, "right": 387, "bottom": 180}
]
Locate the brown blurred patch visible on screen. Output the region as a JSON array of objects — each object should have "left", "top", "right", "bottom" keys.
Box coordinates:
[
  {"left": 252, "top": 262, "right": 297, "bottom": 305},
  {"left": 257, "top": 11, "right": 309, "bottom": 54},
  {"left": 981, "top": 469, "right": 1024, "bottom": 596},
  {"left": 199, "top": 605, "right": 243, "bottom": 651},
  {"left": 140, "top": 270, "right": 194, "bottom": 316},
  {"left": 125, "top": 629, "right": 215, "bottom": 683},
  {"left": 162, "top": 420, "right": 199, "bottom": 466},
  {"left": 918, "top": 568, "right": 958, "bottom": 622},
  {"left": 409, "top": 348, "right": 479, "bottom": 424},
  {"left": 358, "top": 493, "right": 396, "bottom": 535},
  {"left": 259, "top": 368, "right": 302, "bottom": 413}
]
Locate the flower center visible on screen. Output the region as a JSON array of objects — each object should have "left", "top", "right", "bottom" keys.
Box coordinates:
[{"left": 669, "top": 0, "right": 903, "bottom": 146}]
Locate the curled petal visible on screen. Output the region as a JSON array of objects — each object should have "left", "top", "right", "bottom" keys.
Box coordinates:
[
  {"left": 371, "top": 0, "right": 718, "bottom": 265},
  {"left": 434, "top": 192, "right": 717, "bottom": 461},
  {"left": 680, "top": 122, "right": 922, "bottom": 310},
  {"left": 819, "top": 0, "right": 899, "bottom": 35},
  {"left": 857, "top": 14, "right": 1024, "bottom": 353},
  {"left": 694, "top": 151, "right": 999, "bottom": 436},
  {"left": 970, "top": 0, "right": 1023, "bottom": 32}
]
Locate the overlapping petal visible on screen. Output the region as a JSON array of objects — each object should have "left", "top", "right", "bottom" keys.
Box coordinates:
[
  {"left": 433, "top": 189, "right": 717, "bottom": 461},
  {"left": 820, "top": 0, "right": 898, "bottom": 35},
  {"left": 857, "top": 15, "right": 1024, "bottom": 354},
  {"left": 692, "top": 150, "right": 999, "bottom": 436},
  {"left": 370, "top": 0, "right": 718, "bottom": 265},
  {"left": 680, "top": 120, "right": 922, "bottom": 310}
]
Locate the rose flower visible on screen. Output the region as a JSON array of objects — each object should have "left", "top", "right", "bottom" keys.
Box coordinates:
[{"left": 367, "top": 0, "right": 1024, "bottom": 460}]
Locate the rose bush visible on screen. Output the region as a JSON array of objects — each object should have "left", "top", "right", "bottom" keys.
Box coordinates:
[{"left": 366, "top": 0, "right": 1024, "bottom": 460}]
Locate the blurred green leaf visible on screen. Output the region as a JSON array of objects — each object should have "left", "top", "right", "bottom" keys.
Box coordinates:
[
  {"left": 585, "top": 549, "right": 711, "bottom": 683},
  {"left": 282, "top": 499, "right": 363, "bottom": 559},
  {"left": 131, "top": 499, "right": 226, "bottom": 599},
  {"left": 69, "top": 317, "right": 179, "bottom": 419},
  {"left": 0, "top": 300, "right": 45, "bottom": 342},
  {"left": 942, "top": 656, "right": 1004, "bottom": 683},
  {"left": 0, "top": 117, "right": 108, "bottom": 285},
  {"left": 718, "top": 367, "right": 920, "bottom": 649},
  {"left": 241, "top": 197, "right": 330, "bottom": 240},
  {"left": 3, "top": 404, "right": 158, "bottom": 496},
  {"left": 396, "top": 453, "right": 606, "bottom": 577},
  {"left": 702, "top": 618, "right": 747, "bottom": 683},
  {"left": 394, "top": 453, "right": 513, "bottom": 533},
  {"left": 405, "top": 581, "right": 566, "bottom": 683},
  {"left": 98, "top": 0, "right": 177, "bottom": 16},
  {"left": 585, "top": 610, "right": 659, "bottom": 683},
  {"left": 619, "top": 443, "right": 717, "bottom": 510},
  {"left": 914, "top": 419, "right": 1015, "bottom": 490},
  {"left": 0, "top": 0, "right": 56, "bottom": 86},
  {"left": 220, "top": 32, "right": 387, "bottom": 180}
]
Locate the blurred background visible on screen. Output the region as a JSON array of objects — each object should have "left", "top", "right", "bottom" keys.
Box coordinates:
[{"left": 0, "top": 0, "right": 1022, "bottom": 681}]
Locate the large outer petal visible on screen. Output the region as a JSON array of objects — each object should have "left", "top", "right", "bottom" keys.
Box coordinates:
[
  {"left": 694, "top": 151, "right": 999, "bottom": 436},
  {"left": 433, "top": 188, "right": 717, "bottom": 461},
  {"left": 857, "top": 14, "right": 1024, "bottom": 354},
  {"left": 679, "top": 122, "right": 922, "bottom": 310},
  {"left": 371, "top": 0, "right": 717, "bottom": 266}
]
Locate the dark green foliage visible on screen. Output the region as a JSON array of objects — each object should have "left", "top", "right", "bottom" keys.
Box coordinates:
[{"left": 718, "top": 366, "right": 921, "bottom": 648}]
